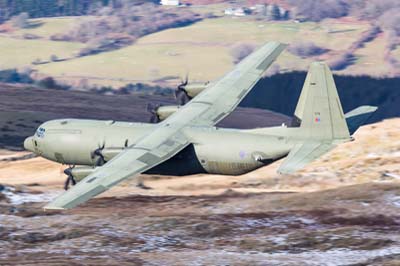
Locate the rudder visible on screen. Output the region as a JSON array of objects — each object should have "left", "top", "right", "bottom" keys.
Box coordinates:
[{"left": 295, "top": 62, "right": 350, "bottom": 141}]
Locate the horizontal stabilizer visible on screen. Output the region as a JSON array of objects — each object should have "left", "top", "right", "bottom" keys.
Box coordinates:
[
  {"left": 278, "top": 141, "right": 335, "bottom": 174},
  {"left": 345, "top": 105, "right": 378, "bottom": 135}
]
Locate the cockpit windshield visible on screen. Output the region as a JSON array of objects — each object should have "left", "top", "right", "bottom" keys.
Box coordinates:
[{"left": 36, "top": 127, "right": 46, "bottom": 138}]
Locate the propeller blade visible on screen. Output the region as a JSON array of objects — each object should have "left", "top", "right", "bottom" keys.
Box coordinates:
[
  {"left": 176, "top": 89, "right": 190, "bottom": 105},
  {"left": 64, "top": 175, "right": 71, "bottom": 190},
  {"left": 146, "top": 103, "right": 157, "bottom": 114},
  {"left": 177, "top": 73, "right": 189, "bottom": 90},
  {"left": 146, "top": 102, "right": 161, "bottom": 123},
  {"left": 91, "top": 141, "right": 106, "bottom": 164},
  {"left": 71, "top": 175, "right": 76, "bottom": 185},
  {"left": 184, "top": 72, "right": 189, "bottom": 86},
  {"left": 95, "top": 156, "right": 105, "bottom": 167},
  {"left": 63, "top": 167, "right": 76, "bottom": 190},
  {"left": 175, "top": 73, "right": 190, "bottom": 105},
  {"left": 150, "top": 114, "right": 160, "bottom": 123}
]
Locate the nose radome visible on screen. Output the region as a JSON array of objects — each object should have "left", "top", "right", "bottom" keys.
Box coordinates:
[{"left": 24, "top": 137, "right": 35, "bottom": 152}]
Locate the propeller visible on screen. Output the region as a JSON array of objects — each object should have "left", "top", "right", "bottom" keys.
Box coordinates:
[
  {"left": 147, "top": 103, "right": 161, "bottom": 123},
  {"left": 175, "top": 73, "right": 190, "bottom": 105},
  {"left": 63, "top": 166, "right": 76, "bottom": 191},
  {"left": 91, "top": 141, "right": 106, "bottom": 167}
]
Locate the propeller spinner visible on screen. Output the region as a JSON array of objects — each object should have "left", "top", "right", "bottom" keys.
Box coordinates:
[
  {"left": 91, "top": 141, "right": 106, "bottom": 167},
  {"left": 63, "top": 167, "right": 76, "bottom": 190},
  {"left": 147, "top": 103, "right": 161, "bottom": 123},
  {"left": 175, "top": 74, "right": 191, "bottom": 105}
]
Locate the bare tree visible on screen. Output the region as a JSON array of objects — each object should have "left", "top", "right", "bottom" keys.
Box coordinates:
[
  {"left": 288, "top": 0, "right": 348, "bottom": 21},
  {"left": 378, "top": 8, "right": 400, "bottom": 36},
  {"left": 10, "top": 12, "right": 29, "bottom": 28},
  {"left": 328, "top": 52, "right": 355, "bottom": 71},
  {"left": 55, "top": 2, "right": 201, "bottom": 57},
  {"left": 288, "top": 41, "right": 328, "bottom": 58}
]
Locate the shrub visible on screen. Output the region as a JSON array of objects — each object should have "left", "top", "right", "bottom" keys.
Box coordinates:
[
  {"left": 230, "top": 43, "right": 256, "bottom": 64},
  {"left": 0, "top": 69, "right": 33, "bottom": 83},
  {"left": 288, "top": 42, "right": 329, "bottom": 58},
  {"left": 10, "top": 12, "right": 29, "bottom": 28},
  {"left": 288, "top": 0, "right": 349, "bottom": 21}
]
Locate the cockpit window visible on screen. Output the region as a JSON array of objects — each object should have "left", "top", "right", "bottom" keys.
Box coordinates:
[{"left": 36, "top": 127, "right": 46, "bottom": 138}]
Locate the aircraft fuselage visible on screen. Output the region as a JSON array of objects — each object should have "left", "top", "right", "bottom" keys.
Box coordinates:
[{"left": 25, "top": 119, "right": 296, "bottom": 176}]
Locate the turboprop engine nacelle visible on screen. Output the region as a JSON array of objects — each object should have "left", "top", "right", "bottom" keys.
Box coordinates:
[
  {"left": 65, "top": 166, "right": 96, "bottom": 183},
  {"left": 156, "top": 105, "right": 181, "bottom": 121},
  {"left": 182, "top": 82, "right": 209, "bottom": 98},
  {"left": 148, "top": 104, "right": 181, "bottom": 123},
  {"left": 175, "top": 80, "right": 210, "bottom": 105}
]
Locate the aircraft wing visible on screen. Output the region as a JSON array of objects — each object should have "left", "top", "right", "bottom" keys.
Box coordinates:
[
  {"left": 45, "top": 129, "right": 190, "bottom": 210},
  {"left": 44, "top": 41, "right": 285, "bottom": 210},
  {"left": 277, "top": 141, "right": 336, "bottom": 174},
  {"left": 170, "top": 41, "right": 287, "bottom": 127}
]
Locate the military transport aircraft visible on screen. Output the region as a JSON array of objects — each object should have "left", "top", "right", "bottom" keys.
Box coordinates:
[{"left": 23, "top": 42, "right": 377, "bottom": 210}]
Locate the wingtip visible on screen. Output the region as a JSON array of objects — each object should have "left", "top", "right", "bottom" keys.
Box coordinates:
[
  {"left": 266, "top": 41, "right": 287, "bottom": 48},
  {"left": 277, "top": 170, "right": 292, "bottom": 175},
  {"left": 43, "top": 204, "right": 67, "bottom": 211},
  {"left": 277, "top": 165, "right": 295, "bottom": 175}
]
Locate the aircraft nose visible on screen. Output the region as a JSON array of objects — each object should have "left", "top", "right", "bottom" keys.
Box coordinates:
[{"left": 24, "top": 136, "right": 35, "bottom": 152}]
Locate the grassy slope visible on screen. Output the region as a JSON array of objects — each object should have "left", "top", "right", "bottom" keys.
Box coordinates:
[
  {"left": 0, "top": 17, "right": 84, "bottom": 69},
  {"left": 37, "top": 43, "right": 234, "bottom": 86},
  {"left": 345, "top": 31, "right": 391, "bottom": 76},
  {"left": 35, "top": 17, "right": 371, "bottom": 86},
  {"left": 12, "top": 17, "right": 80, "bottom": 38},
  {"left": 0, "top": 12, "right": 393, "bottom": 86},
  {"left": 0, "top": 36, "right": 84, "bottom": 69}
]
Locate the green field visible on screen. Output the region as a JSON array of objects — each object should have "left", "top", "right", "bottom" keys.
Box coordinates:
[
  {"left": 36, "top": 43, "right": 234, "bottom": 86},
  {"left": 0, "top": 13, "right": 395, "bottom": 87},
  {"left": 12, "top": 17, "right": 80, "bottom": 38},
  {"left": 35, "top": 17, "right": 370, "bottom": 86},
  {"left": 0, "top": 36, "right": 84, "bottom": 70}
]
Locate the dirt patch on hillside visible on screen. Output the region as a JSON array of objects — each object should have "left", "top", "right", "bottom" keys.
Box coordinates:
[{"left": 1, "top": 183, "right": 400, "bottom": 265}]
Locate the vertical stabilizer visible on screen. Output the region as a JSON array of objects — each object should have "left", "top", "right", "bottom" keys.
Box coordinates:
[
  {"left": 278, "top": 62, "right": 350, "bottom": 174},
  {"left": 296, "top": 62, "right": 350, "bottom": 141}
]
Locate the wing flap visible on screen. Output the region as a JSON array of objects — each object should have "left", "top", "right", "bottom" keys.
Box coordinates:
[{"left": 277, "top": 141, "right": 335, "bottom": 174}]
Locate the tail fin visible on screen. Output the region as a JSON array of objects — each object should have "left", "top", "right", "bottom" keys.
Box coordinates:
[
  {"left": 278, "top": 62, "right": 350, "bottom": 174},
  {"left": 294, "top": 62, "right": 350, "bottom": 141}
]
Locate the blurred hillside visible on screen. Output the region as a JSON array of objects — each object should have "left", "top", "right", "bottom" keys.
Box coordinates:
[
  {"left": 244, "top": 71, "right": 400, "bottom": 122},
  {"left": 0, "top": 0, "right": 400, "bottom": 89},
  {"left": 0, "top": 0, "right": 398, "bottom": 149},
  {"left": 1, "top": 133, "right": 400, "bottom": 266},
  {"left": 0, "top": 83, "right": 290, "bottom": 150}
]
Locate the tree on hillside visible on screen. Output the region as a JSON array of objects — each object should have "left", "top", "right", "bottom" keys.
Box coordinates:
[
  {"left": 0, "top": 0, "right": 109, "bottom": 20},
  {"left": 378, "top": 8, "right": 400, "bottom": 36},
  {"left": 271, "top": 5, "right": 281, "bottom": 20},
  {"left": 10, "top": 12, "right": 29, "bottom": 28},
  {"left": 288, "top": 0, "right": 348, "bottom": 21},
  {"left": 288, "top": 41, "right": 328, "bottom": 58}
]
